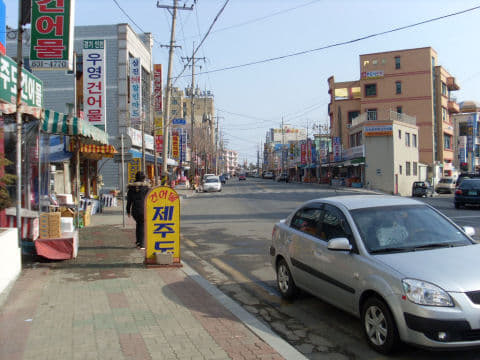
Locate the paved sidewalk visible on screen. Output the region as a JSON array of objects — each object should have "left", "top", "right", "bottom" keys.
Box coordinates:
[{"left": 0, "top": 203, "right": 305, "bottom": 360}]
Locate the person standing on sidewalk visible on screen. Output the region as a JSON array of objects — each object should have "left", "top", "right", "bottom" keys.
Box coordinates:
[{"left": 126, "top": 171, "right": 150, "bottom": 249}]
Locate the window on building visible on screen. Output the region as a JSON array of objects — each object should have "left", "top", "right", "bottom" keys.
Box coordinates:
[
  {"left": 365, "top": 84, "right": 377, "bottom": 96},
  {"left": 395, "top": 81, "right": 402, "bottom": 94},
  {"left": 444, "top": 134, "right": 452, "bottom": 149},
  {"left": 348, "top": 111, "right": 360, "bottom": 125},
  {"left": 396, "top": 106, "right": 402, "bottom": 114},
  {"left": 406, "top": 162, "right": 411, "bottom": 176},
  {"left": 413, "top": 162, "right": 418, "bottom": 176},
  {"left": 356, "top": 132, "right": 362, "bottom": 146},
  {"left": 395, "top": 56, "right": 401, "bottom": 69},
  {"left": 350, "top": 134, "right": 356, "bottom": 147},
  {"left": 413, "top": 134, "right": 417, "bottom": 148},
  {"left": 367, "top": 109, "right": 377, "bottom": 120},
  {"left": 172, "top": 99, "right": 178, "bottom": 105},
  {"left": 442, "top": 108, "right": 447, "bottom": 122},
  {"left": 171, "top": 109, "right": 177, "bottom": 115},
  {"left": 399, "top": 165, "right": 402, "bottom": 175},
  {"left": 398, "top": 130, "right": 402, "bottom": 139},
  {"left": 459, "top": 122, "right": 468, "bottom": 136},
  {"left": 405, "top": 132, "right": 410, "bottom": 147},
  {"left": 441, "top": 82, "right": 447, "bottom": 96}
]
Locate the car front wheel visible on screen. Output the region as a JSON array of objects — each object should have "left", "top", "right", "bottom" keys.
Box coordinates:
[
  {"left": 276, "top": 258, "right": 297, "bottom": 300},
  {"left": 361, "top": 297, "right": 399, "bottom": 354}
]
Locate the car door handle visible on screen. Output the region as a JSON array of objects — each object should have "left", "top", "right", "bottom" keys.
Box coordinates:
[{"left": 313, "top": 249, "right": 322, "bottom": 257}]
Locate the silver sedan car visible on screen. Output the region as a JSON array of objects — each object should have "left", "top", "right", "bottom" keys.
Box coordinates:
[{"left": 270, "top": 195, "right": 479, "bottom": 354}]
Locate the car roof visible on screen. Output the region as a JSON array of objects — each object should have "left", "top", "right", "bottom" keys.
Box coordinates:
[{"left": 306, "top": 195, "right": 423, "bottom": 210}]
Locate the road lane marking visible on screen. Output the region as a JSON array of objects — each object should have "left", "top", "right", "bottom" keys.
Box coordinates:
[
  {"left": 449, "top": 215, "right": 480, "bottom": 219},
  {"left": 182, "top": 238, "right": 198, "bottom": 247}
]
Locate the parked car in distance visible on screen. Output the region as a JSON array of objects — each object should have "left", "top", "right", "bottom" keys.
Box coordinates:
[
  {"left": 263, "top": 171, "right": 274, "bottom": 179},
  {"left": 202, "top": 176, "right": 221, "bottom": 192},
  {"left": 435, "top": 177, "right": 456, "bottom": 194},
  {"left": 411, "top": 181, "right": 433, "bottom": 197},
  {"left": 454, "top": 178, "right": 480, "bottom": 208},
  {"left": 271, "top": 195, "right": 479, "bottom": 354},
  {"left": 238, "top": 173, "right": 246, "bottom": 181},
  {"left": 275, "top": 173, "right": 288, "bottom": 182},
  {"left": 203, "top": 173, "right": 216, "bottom": 181},
  {"left": 219, "top": 174, "right": 226, "bottom": 184},
  {"left": 223, "top": 173, "right": 230, "bottom": 180}
]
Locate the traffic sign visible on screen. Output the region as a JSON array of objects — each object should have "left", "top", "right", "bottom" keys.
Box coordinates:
[{"left": 114, "top": 153, "right": 133, "bottom": 163}]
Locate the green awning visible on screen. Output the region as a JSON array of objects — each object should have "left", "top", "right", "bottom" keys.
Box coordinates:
[{"left": 41, "top": 109, "right": 108, "bottom": 145}]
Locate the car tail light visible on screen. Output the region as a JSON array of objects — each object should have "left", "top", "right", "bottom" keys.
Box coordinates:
[
  {"left": 272, "top": 227, "right": 276, "bottom": 239},
  {"left": 455, "top": 189, "right": 463, "bottom": 195}
]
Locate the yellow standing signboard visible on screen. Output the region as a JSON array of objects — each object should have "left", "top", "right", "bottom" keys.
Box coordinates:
[
  {"left": 144, "top": 186, "right": 180, "bottom": 264},
  {"left": 128, "top": 158, "right": 142, "bottom": 183}
]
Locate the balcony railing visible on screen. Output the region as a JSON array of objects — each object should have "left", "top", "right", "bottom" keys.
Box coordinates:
[{"left": 350, "top": 111, "right": 416, "bottom": 128}]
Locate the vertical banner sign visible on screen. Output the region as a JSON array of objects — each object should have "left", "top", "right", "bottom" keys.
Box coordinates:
[
  {"left": 333, "top": 137, "right": 342, "bottom": 162},
  {"left": 307, "top": 139, "right": 312, "bottom": 164},
  {"left": 30, "top": 0, "right": 75, "bottom": 70},
  {"left": 301, "top": 142, "right": 306, "bottom": 165},
  {"left": 153, "top": 64, "right": 162, "bottom": 113},
  {"left": 172, "top": 131, "right": 179, "bottom": 159},
  {"left": 155, "top": 134, "right": 163, "bottom": 153},
  {"left": 83, "top": 39, "right": 106, "bottom": 128},
  {"left": 127, "top": 158, "right": 142, "bottom": 183},
  {"left": 129, "top": 58, "right": 141, "bottom": 125},
  {"left": 145, "top": 186, "right": 180, "bottom": 264},
  {"left": 0, "top": 0, "right": 5, "bottom": 55}
]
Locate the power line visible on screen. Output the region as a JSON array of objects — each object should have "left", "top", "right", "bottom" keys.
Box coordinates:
[
  {"left": 178, "top": 0, "right": 321, "bottom": 41},
  {"left": 172, "top": 0, "right": 231, "bottom": 85},
  {"left": 187, "top": 4, "right": 480, "bottom": 77}
]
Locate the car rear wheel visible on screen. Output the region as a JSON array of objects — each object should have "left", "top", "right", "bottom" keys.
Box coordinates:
[
  {"left": 361, "top": 297, "right": 399, "bottom": 354},
  {"left": 276, "top": 258, "right": 297, "bottom": 300},
  {"left": 455, "top": 202, "right": 461, "bottom": 209}
]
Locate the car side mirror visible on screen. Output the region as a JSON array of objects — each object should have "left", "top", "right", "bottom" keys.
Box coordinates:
[
  {"left": 327, "top": 237, "right": 352, "bottom": 251},
  {"left": 463, "top": 226, "right": 475, "bottom": 237}
]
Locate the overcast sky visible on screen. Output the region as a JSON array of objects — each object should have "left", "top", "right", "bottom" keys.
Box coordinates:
[{"left": 5, "top": 0, "right": 480, "bottom": 164}]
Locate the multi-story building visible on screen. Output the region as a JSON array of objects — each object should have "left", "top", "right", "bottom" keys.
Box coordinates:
[
  {"left": 328, "top": 47, "right": 460, "bottom": 182},
  {"left": 168, "top": 87, "right": 215, "bottom": 172},
  {"left": 221, "top": 149, "right": 238, "bottom": 175},
  {"left": 7, "top": 23, "right": 154, "bottom": 190}
]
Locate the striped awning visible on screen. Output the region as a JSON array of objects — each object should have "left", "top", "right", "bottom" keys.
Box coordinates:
[
  {"left": 41, "top": 109, "right": 108, "bottom": 145},
  {"left": 0, "top": 102, "right": 42, "bottom": 118},
  {"left": 69, "top": 139, "right": 117, "bottom": 160}
]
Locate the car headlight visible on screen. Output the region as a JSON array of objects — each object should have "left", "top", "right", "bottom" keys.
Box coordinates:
[{"left": 402, "top": 279, "right": 454, "bottom": 307}]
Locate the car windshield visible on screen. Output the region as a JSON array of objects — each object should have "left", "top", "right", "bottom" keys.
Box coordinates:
[
  {"left": 414, "top": 182, "right": 425, "bottom": 187},
  {"left": 460, "top": 179, "right": 480, "bottom": 190},
  {"left": 439, "top": 178, "right": 453, "bottom": 184},
  {"left": 350, "top": 205, "right": 472, "bottom": 254}
]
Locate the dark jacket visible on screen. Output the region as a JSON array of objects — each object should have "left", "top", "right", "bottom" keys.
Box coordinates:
[{"left": 126, "top": 181, "right": 150, "bottom": 221}]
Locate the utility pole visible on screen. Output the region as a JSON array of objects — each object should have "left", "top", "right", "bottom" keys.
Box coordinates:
[
  {"left": 281, "top": 117, "right": 285, "bottom": 176},
  {"left": 181, "top": 47, "right": 204, "bottom": 181},
  {"left": 158, "top": 0, "right": 193, "bottom": 182}
]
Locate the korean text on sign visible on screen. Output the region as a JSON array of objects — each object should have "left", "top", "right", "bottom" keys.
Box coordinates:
[
  {"left": 129, "top": 58, "right": 142, "bottom": 124},
  {"left": 30, "top": 0, "right": 75, "bottom": 70},
  {"left": 145, "top": 187, "right": 180, "bottom": 263},
  {"left": 83, "top": 39, "right": 106, "bottom": 126}
]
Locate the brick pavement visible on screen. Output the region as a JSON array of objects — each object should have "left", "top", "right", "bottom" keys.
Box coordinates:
[{"left": 0, "top": 204, "right": 292, "bottom": 360}]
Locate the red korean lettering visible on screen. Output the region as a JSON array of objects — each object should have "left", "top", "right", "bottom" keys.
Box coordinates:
[
  {"left": 34, "top": 39, "right": 65, "bottom": 58},
  {"left": 168, "top": 192, "right": 178, "bottom": 203},
  {"left": 37, "top": 0, "right": 65, "bottom": 13},
  {"left": 87, "top": 82, "right": 102, "bottom": 94},
  {"left": 35, "top": 15, "right": 64, "bottom": 36},
  {"left": 87, "top": 95, "right": 102, "bottom": 107},
  {"left": 87, "top": 109, "right": 102, "bottom": 122},
  {"left": 149, "top": 192, "right": 159, "bottom": 203}
]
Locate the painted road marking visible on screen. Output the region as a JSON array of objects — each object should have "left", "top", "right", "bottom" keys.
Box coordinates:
[{"left": 183, "top": 238, "right": 198, "bottom": 248}]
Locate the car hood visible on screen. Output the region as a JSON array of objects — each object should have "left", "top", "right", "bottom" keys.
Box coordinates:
[{"left": 375, "top": 244, "right": 480, "bottom": 292}]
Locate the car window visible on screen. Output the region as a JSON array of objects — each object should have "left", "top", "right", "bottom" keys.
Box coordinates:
[
  {"left": 205, "top": 178, "right": 219, "bottom": 183},
  {"left": 460, "top": 179, "right": 480, "bottom": 190},
  {"left": 351, "top": 205, "right": 472, "bottom": 253},
  {"left": 290, "top": 206, "right": 324, "bottom": 238},
  {"left": 321, "top": 204, "right": 353, "bottom": 242}
]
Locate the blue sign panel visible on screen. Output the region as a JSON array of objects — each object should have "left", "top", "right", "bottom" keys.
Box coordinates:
[
  {"left": 172, "top": 118, "right": 186, "bottom": 125},
  {"left": 0, "top": 1, "right": 5, "bottom": 55}
]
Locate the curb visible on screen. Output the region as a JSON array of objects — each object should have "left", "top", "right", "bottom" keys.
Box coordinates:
[{"left": 181, "top": 261, "right": 308, "bottom": 360}]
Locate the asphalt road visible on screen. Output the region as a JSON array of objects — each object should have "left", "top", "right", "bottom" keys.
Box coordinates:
[{"left": 180, "top": 177, "right": 480, "bottom": 360}]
